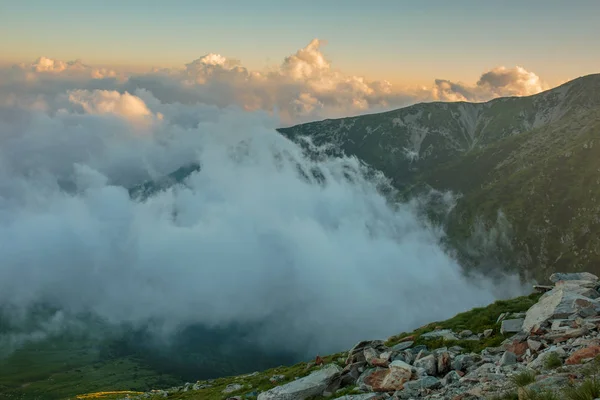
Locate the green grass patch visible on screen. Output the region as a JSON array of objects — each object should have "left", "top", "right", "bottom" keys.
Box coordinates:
[{"left": 510, "top": 370, "right": 537, "bottom": 388}]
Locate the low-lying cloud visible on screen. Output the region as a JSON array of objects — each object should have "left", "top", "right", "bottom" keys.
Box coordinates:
[
  {"left": 0, "top": 39, "right": 550, "bottom": 125},
  {"left": 0, "top": 85, "right": 528, "bottom": 358}
]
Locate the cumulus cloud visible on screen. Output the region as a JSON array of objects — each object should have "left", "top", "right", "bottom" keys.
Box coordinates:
[
  {"left": 0, "top": 86, "right": 528, "bottom": 358},
  {"left": 0, "top": 40, "right": 551, "bottom": 124},
  {"left": 432, "top": 66, "right": 549, "bottom": 102}
]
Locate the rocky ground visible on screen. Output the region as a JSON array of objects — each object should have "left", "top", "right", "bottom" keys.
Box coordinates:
[{"left": 83, "top": 272, "right": 600, "bottom": 400}]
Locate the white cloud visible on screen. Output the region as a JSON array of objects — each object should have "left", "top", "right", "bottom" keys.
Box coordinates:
[
  {"left": 0, "top": 41, "right": 551, "bottom": 124},
  {"left": 0, "top": 88, "right": 527, "bottom": 356},
  {"left": 432, "top": 66, "right": 549, "bottom": 102},
  {"left": 67, "top": 89, "right": 153, "bottom": 119}
]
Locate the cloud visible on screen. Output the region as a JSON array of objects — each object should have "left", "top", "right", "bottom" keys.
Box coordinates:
[
  {"left": 0, "top": 89, "right": 527, "bottom": 357},
  {"left": 0, "top": 41, "right": 551, "bottom": 124},
  {"left": 432, "top": 66, "right": 549, "bottom": 102}
]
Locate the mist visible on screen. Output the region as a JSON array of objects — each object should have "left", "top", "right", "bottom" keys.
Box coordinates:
[{"left": 0, "top": 87, "right": 528, "bottom": 367}]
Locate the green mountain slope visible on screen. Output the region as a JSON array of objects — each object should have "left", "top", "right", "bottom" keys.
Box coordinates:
[{"left": 278, "top": 74, "right": 600, "bottom": 281}]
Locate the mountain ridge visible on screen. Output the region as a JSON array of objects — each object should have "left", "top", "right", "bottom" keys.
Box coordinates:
[{"left": 277, "top": 73, "right": 600, "bottom": 281}]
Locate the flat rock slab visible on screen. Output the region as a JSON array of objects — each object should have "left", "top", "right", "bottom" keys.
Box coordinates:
[
  {"left": 420, "top": 329, "right": 458, "bottom": 341},
  {"left": 257, "top": 364, "right": 342, "bottom": 400},
  {"left": 550, "top": 272, "right": 598, "bottom": 283},
  {"left": 522, "top": 287, "right": 598, "bottom": 332},
  {"left": 500, "top": 318, "right": 524, "bottom": 334}
]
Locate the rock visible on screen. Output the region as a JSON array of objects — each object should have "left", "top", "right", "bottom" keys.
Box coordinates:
[
  {"left": 523, "top": 286, "right": 600, "bottom": 332},
  {"left": 347, "top": 341, "right": 386, "bottom": 364},
  {"left": 499, "top": 351, "right": 517, "bottom": 366},
  {"left": 364, "top": 348, "right": 379, "bottom": 364},
  {"left": 257, "top": 364, "right": 342, "bottom": 400},
  {"left": 441, "top": 370, "right": 462, "bottom": 386},
  {"left": 391, "top": 342, "right": 414, "bottom": 352},
  {"left": 414, "top": 354, "right": 436, "bottom": 376},
  {"left": 565, "top": 345, "right": 600, "bottom": 365},
  {"left": 483, "top": 329, "right": 493, "bottom": 338},
  {"left": 549, "top": 272, "right": 598, "bottom": 283},
  {"left": 420, "top": 329, "right": 459, "bottom": 341},
  {"left": 403, "top": 376, "right": 441, "bottom": 391},
  {"left": 370, "top": 358, "right": 390, "bottom": 368},
  {"left": 269, "top": 375, "right": 285, "bottom": 383},
  {"left": 528, "top": 350, "right": 564, "bottom": 370},
  {"left": 527, "top": 339, "right": 543, "bottom": 352},
  {"left": 358, "top": 361, "right": 413, "bottom": 392},
  {"left": 523, "top": 375, "right": 569, "bottom": 394},
  {"left": 336, "top": 395, "right": 380, "bottom": 400},
  {"left": 503, "top": 339, "right": 528, "bottom": 357},
  {"left": 379, "top": 352, "right": 392, "bottom": 361},
  {"left": 501, "top": 318, "right": 524, "bottom": 334},
  {"left": 459, "top": 330, "right": 473, "bottom": 338},
  {"left": 451, "top": 354, "right": 475, "bottom": 372},
  {"left": 437, "top": 351, "right": 451, "bottom": 375},
  {"left": 223, "top": 384, "right": 244, "bottom": 394}
]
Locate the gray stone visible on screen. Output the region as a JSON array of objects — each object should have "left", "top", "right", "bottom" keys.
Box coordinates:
[
  {"left": 522, "top": 287, "right": 599, "bottom": 332},
  {"left": 420, "top": 329, "right": 458, "bottom": 341},
  {"left": 500, "top": 318, "right": 524, "bottom": 334},
  {"left": 413, "top": 354, "right": 436, "bottom": 376},
  {"left": 459, "top": 330, "right": 473, "bottom": 338},
  {"left": 364, "top": 348, "right": 379, "bottom": 363},
  {"left": 223, "top": 384, "right": 244, "bottom": 394},
  {"left": 357, "top": 361, "right": 413, "bottom": 393},
  {"left": 391, "top": 341, "right": 414, "bottom": 352},
  {"left": 528, "top": 350, "right": 564, "bottom": 370},
  {"left": 403, "top": 376, "right": 441, "bottom": 391},
  {"left": 451, "top": 354, "right": 475, "bottom": 371},
  {"left": 550, "top": 272, "right": 598, "bottom": 283},
  {"left": 257, "top": 364, "right": 342, "bottom": 400},
  {"left": 483, "top": 329, "right": 494, "bottom": 338},
  {"left": 441, "top": 370, "right": 462, "bottom": 386},
  {"left": 499, "top": 351, "right": 517, "bottom": 366},
  {"left": 336, "top": 395, "right": 380, "bottom": 400},
  {"left": 527, "top": 339, "right": 543, "bottom": 352}
]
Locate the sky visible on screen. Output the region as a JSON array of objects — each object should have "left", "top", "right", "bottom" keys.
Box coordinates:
[
  {"left": 1, "top": 0, "right": 599, "bottom": 87},
  {"left": 0, "top": 0, "right": 541, "bottom": 357}
]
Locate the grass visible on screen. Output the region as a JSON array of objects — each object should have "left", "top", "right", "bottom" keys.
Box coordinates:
[
  {"left": 510, "top": 370, "right": 537, "bottom": 388},
  {"left": 564, "top": 378, "right": 600, "bottom": 400},
  {"left": 385, "top": 292, "right": 541, "bottom": 353},
  {"left": 543, "top": 353, "right": 562, "bottom": 369},
  {"left": 489, "top": 391, "right": 519, "bottom": 400}
]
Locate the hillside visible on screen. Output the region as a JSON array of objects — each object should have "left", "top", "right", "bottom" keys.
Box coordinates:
[
  {"left": 68, "top": 271, "right": 600, "bottom": 400},
  {"left": 277, "top": 74, "right": 600, "bottom": 281}
]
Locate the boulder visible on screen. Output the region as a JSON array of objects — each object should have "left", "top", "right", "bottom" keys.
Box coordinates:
[
  {"left": 336, "top": 395, "right": 380, "bottom": 400},
  {"left": 223, "top": 384, "right": 244, "bottom": 394},
  {"left": 528, "top": 350, "right": 564, "bottom": 370},
  {"left": 499, "top": 351, "right": 517, "bottom": 366},
  {"left": 549, "top": 272, "right": 598, "bottom": 283},
  {"left": 358, "top": 361, "right": 413, "bottom": 392},
  {"left": 391, "top": 342, "right": 414, "bottom": 352},
  {"left": 565, "top": 345, "right": 600, "bottom": 365},
  {"left": 402, "top": 376, "right": 441, "bottom": 391},
  {"left": 451, "top": 354, "right": 476, "bottom": 372},
  {"left": 500, "top": 318, "right": 524, "bottom": 334},
  {"left": 420, "top": 329, "right": 458, "bottom": 341},
  {"left": 483, "top": 329, "right": 494, "bottom": 338},
  {"left": 257, "top": 364, "right": 342, "bottom": 400},
  {"left": 436, "top": 351, "right": 451, "bottom": 375},
  {"left": 414, "top": 354, "right": 436, "bottom": 376},
  {"left": 522, "top": 286, "right": 599, "bottom": 332}
]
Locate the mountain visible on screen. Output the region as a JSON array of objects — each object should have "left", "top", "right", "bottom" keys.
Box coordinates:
[{"left": 277, "top": 74, "right": 600, "bottom": 282}]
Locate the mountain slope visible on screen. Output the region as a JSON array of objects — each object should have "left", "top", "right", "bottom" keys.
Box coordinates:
[{"left": 278, "top": 74, "right": 600, "bottom": 281}]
